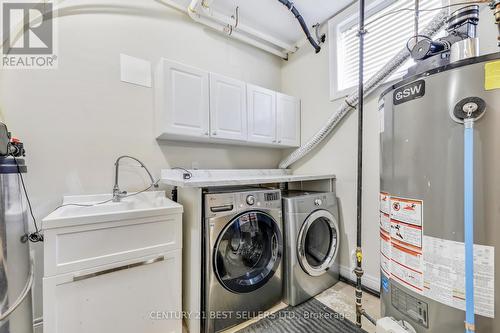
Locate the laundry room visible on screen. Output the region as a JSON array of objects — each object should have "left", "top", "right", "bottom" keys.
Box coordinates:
[{"left": 0, "top": 0, "right": 499, "bottom": 332}]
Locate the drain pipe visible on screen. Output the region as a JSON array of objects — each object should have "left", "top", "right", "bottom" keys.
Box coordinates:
[
  {"left": 354, "top": 0, "right": 368, "bottom": 327},
  {"left": 277, "top": 0, "right": 322, "bottom": 53},
  {"left": 278, "top": 9, "right": 449, "bottom": 169}
]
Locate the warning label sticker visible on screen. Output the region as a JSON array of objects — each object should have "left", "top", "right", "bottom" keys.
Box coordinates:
[
  {"left": 380, "top": 192, "right": 390, "bottom": 215},
  {"left": 423, "top": 236, "right": 495, "bottom": 318},
  {"left": 380, "top": 212, "right": 391, "bottom": 234},
  {"left": 390, "top": 197, "right": 423, "bottom": 249},
  {"left": 390, "top": 197, "right": 423, "bottom": 227},
  {"left": 391, "top": 242, "right": 424, "bottom": 293},
  {"left": 390, "top": 220, "right": 423, "bottom": 249},
  {"left": 380, "top": 230, "right": 391, "bottom": 277}
]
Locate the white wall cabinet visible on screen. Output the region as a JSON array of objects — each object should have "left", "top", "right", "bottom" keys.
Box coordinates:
[
  {"left": 209, "top": 74, "right": 247, "bottom": 141},
  {"left": 155, "top": 59, "right": 210, "bottom": 140},
  {"left": 247, "top": 84, "right": 277, "bottom": 144},
  {"left": 155, "top": 58, "right": 300, "bottom": 148},
  {"left": 277, "top": 93, "right": 301, "bottom": 147}
]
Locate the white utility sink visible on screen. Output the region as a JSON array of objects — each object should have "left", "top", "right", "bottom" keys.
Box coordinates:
[
  {"left": 43, "top": 191, "right": 183, "bottom": 230},
  {"left": 42, "top": 190, "right": 184, "bottom": 333}
]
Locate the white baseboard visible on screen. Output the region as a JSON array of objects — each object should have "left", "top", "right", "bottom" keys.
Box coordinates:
[{"left": 339, "top": 265, "right": 380, "bottom": 291}]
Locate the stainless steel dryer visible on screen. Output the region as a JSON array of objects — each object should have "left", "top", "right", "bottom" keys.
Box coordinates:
[
  {"left": 203, "top": 188, "right": 283, "bottom": 333},
  {"left": 282, "top": 191, "right": 340, "bottom": 306}
]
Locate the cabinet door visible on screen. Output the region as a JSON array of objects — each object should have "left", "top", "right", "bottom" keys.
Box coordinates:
[
  {"left": 247, "top": 84, "right": 277, "bottom": 144},
  {"left": 43, "top": 251, "right": 182, "bottom": 333},
  {"left": 277, "top": 93, "right": 301, "bottom": 147},
  {"left": 156, "top": 59, "right": 209, "bottom": 139},
  {"left": 209, "top": 74, "right": 247, "bottom": 141}
]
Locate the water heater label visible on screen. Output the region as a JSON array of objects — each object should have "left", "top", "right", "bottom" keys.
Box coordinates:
[
  {"left": 393, "top": 80, "right": 425, "bottom": 105},
  {"left": 390, "top": 243, "right": 424, "bottom": 293},
  {"left": 423, "top": 236, "right": 495, "bottom": 318}
]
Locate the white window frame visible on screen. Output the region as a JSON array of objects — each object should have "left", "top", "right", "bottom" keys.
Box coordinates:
[{"left": 328, "top": 0, "right": 415, "bottom": 101}]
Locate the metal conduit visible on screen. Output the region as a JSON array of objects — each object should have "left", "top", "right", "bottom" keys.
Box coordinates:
[{"left": 278, "top": 9, "right": 450, "bottom": 169}]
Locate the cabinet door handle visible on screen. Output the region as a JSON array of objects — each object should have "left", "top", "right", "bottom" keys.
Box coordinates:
[
  {"left": 73, "top": 255, "right": 166, "bottom": 282},
  {"left": 212, "top": 131, "right": 217, "bottom": 136}
]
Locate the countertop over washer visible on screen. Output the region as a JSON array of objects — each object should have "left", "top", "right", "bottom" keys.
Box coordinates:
[{"left": 160, "top": 169, "right": 336, "bottom": 188}]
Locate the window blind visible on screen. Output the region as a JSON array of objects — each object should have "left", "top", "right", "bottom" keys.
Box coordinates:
[{"left": 336, "top": 0, "right": 444, "bottom": 92}]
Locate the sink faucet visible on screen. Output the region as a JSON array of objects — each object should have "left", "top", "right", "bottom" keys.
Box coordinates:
[{"left": 113, "top": 155, "right": 158, "bottom": 202}]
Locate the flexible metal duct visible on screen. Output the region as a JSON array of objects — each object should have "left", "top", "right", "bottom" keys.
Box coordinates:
[{"left": 278, "top": 9, "right": 449, "bottom": 169}]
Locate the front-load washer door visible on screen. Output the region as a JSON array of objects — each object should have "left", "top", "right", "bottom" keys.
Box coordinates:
[
  {"left": 297, "top": 210, "right": 339, "bottom": 277},
  {"left": 214, "top": 211, "right": 282, "bottom": 294}
]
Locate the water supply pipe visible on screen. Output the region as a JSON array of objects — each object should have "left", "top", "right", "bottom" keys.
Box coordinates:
[
  {"left": 277, "top": 0, "right": 321, "bottom": 53},
  {"left": 452, "top": 96, "right": 485, "bottom": 333},
  {"left": 464, "top": 117, "right": 475, "bottom": 333},
  {"left": 278, "top": 9, "right": 450, "bottom": 169}
]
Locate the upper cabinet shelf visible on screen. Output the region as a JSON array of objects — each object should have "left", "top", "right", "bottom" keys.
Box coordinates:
[{"left": 155, "top": 58, "right": 301, "bottom": 148}]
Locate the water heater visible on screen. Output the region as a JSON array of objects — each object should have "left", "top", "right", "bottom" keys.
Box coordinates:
[{"left": 379, "top": 50, "right": 500, "bottom": 332}]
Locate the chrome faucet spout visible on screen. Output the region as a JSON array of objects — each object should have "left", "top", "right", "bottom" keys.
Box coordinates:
[{"left": 112, "top": 155, "right": 158, "bottom": 202}]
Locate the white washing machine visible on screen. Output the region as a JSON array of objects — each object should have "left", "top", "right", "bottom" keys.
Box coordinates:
[{"left": 282, "top": 190, "right": 340, "bottom": 306}]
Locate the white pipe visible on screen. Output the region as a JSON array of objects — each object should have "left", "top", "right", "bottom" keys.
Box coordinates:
[
  {"left": 157, "top": 0, "right": 186, "bottom": 12},
  {"left": 199, "top": 5, "right": 298, "bottom": 53},
  {"left": 0, "top": 0, "right": 288, "bottom": 60},
  {"left": 188, "top": 0, "right": 288, "bottom": 58},
  {"left": 278, "top": 9, "right": 450, "bottom": 169}
]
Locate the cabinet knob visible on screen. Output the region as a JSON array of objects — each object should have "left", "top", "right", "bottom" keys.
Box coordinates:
[
  {"left": 212, "top": 131, "right": 217, "bottom": 136},
  {"left": 204, "top": 132, "right": 209, "bottom": 136},
  {"left": 272, "top": 139, "right": 276, "bottom": 143},
  {"left": 278, "top": 140, "right": 282, "bottom": 143}
]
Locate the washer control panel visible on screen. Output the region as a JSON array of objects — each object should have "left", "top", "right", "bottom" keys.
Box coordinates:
[{"left": 205, "top": 189, "right": 282, "bottom": 218}]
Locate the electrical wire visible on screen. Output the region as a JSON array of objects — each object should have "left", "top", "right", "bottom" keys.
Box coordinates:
[
  {"left": 365, "top": 1, "right": 489, "bottom": 28},
  {"left": 170, "top": 167, "right": 193, "bottom": 179},
  {"left": 10, "top": 154, "right": 44, "bottom": 243}
]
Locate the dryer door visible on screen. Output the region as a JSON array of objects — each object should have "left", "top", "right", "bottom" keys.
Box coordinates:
[
  {"left": 297, "top": 210, "right": 339, "bottom": 277},
  {"left": 213, "top": 211, "right": 282, "bottom": 293}
]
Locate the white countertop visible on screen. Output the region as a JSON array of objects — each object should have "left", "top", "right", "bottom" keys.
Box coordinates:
[{"left": 160, "top": 169, "right": 336, "bottom": 188}]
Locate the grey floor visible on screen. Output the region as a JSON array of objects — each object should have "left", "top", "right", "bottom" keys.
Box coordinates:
[{"left": 221, "top": 281, "right": 381, "bottom": 333}]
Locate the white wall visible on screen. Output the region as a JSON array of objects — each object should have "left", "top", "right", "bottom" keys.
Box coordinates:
[
  {"left": 0, "top": 0, "right": 283, "bottom": 323},
  {"left": 281, "top": 4, "right": 500, "bottom": 291}
]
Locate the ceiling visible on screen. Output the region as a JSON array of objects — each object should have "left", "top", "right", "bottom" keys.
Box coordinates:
[{"left": 176, "top": 0, "right": 354, "bottom": 45}]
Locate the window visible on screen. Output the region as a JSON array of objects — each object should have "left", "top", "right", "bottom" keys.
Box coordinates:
[{"left": 329, "top": 0, "right": 443, "bottom": 100}]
